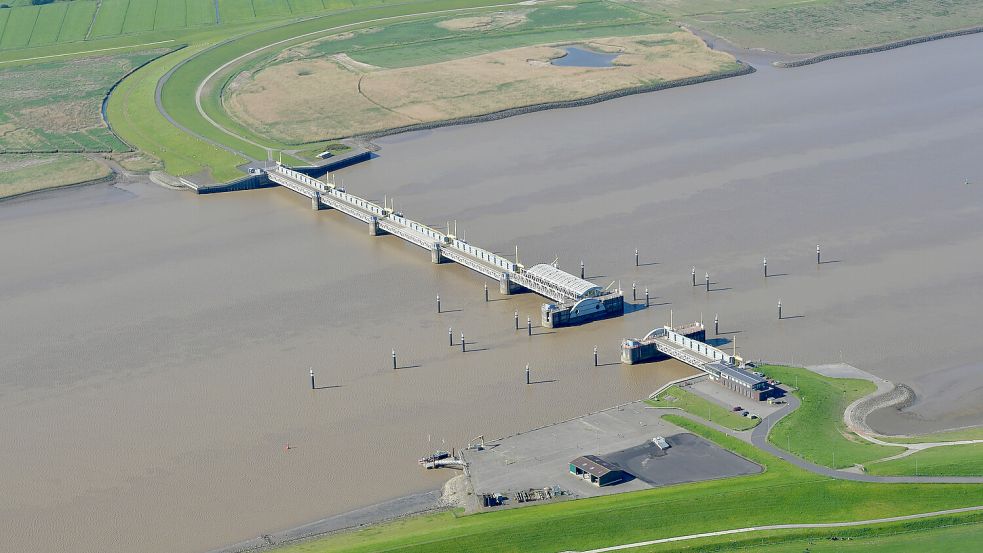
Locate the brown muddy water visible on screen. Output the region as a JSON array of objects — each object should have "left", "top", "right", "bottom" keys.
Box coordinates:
[{"left": 2, "top": 33, "right": 983, "bottom": 553}]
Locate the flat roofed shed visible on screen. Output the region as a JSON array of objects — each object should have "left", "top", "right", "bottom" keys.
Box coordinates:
[
  {"left": 524, "top": 264, "right": 602, "bottom": 300},
  {"left": 570, "top": 455, "right": 619, "bottom": 477}
]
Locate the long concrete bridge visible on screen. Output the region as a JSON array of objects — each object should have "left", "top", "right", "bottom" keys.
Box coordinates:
[{"left": 265, "top": 164, "right": 624, "bottom": 326}]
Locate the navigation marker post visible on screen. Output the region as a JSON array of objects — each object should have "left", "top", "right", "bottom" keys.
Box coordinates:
[
  {"left": 449, "top": 327, "right": 453, "bottom": 346},
  {"left": 632, "top": 282, "right": 637, "bottom": 301},
  {"left": 705, "top": 272, "right": 710, "bottom": 292},
  {"left": 526, "top": 364, "right": 530, "bottom": 385},
  {"left": 392, "top": 349, "right": 397, "bottom": 370},
  {"left": 310, "top": 368, "right": 315, "bottom": 390},
  {"left": 645, "top": 288, "right": 650, "bottom": 308},
  {"left": 635, "top": 249, "right": 639, "bottom": 267},
  {"left": 764, "top": 257, "right": 768, "bottom": 277},
  {"left": 515, "top": 310, "right": 519, "bottom": 330},
  {"left": 461, "top": 333, "right": 465, "bottom": 353},
  {"left": 817, "top": 244, "right": 821, "bottom": 265},
  {"left": 714, "top": 313, "right": 719, "bottom": 335},
  {"left": 692, "top": 267, "right": 696, "bottom": 286},
  {"left": 778, "top": 299, "right": 783, "bottom": 320},
  {"left": 527, "top": 316, "right": 532, "bottom": 336},
  {"left": 436, "top": 294, "right": 441, "bottom": 314},
  {"left": 594, "top": 346, "right": 598, "bottom": 367},
  {"left": 581, "top": 260, "right": 585, "bottom": 279},
  {"left": 484, "top": 283, "right": 488, "bottom": 302}
]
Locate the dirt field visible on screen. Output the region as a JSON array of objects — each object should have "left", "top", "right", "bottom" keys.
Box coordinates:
[{"left": 224, "top": 32, "right": 739, "bottom": 142}]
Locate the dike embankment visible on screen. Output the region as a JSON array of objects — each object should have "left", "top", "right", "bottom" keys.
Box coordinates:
[
  {"left": 357, "top": 63, "right": 755, "bottom": 141},
  {"left": 774, "top": 26, "right": 983, "bottom": 68}
]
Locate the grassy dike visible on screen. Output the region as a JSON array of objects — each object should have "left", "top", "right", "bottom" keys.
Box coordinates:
[
  {"left": 646, "top": 384, "right": 760, "bottom": 431},
  {"left": 866, "top": 443, "right": 983, "bottom": 477},
  {"left": 757, "top": 365, "right": 903, "bottom": 468},
  {"left": 265, "top": 412, "right": 983, "bottom": 553}
]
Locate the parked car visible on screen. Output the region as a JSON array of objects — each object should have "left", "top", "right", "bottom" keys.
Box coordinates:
[{"left": 732, "top": 406, "right": 743, "bottom": 412}]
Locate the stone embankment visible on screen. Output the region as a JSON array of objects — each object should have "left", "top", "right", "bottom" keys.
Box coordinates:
[
  {"left": 774, "top": 26, "right": 983, "bottom": 68},
  {"left": 358, "top": 63, "right": 755, "bottom": 141},
  {"left": 846, "top": 383, "right": 915, "bottom": 436}
]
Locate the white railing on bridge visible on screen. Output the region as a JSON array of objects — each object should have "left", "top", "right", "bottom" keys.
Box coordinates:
[{"left": 440, "top": 248, "right": 506, "bottom": 280}]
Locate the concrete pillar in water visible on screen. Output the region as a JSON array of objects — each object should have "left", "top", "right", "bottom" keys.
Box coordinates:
[
  {"left": 645, "top": 288, "right": 650, "bottom": 307},
  {"left": 764, "top": 257, "right": 768, "bottom": 277},
  {"left": 593, "top": 346, "right": 598, "bottom": 367},
  {"left": 311, "top": 192, "right": 322, "bottom": 211},
  {"left": 484, "top": 283, "right": 488, "bottom": 302},
  {"left": 632, "top": 282, "right": 637, "bottom": 301},
  {"left": 526, "top": 364, "right": 530, "bottom": 385},
  {"left": 392, "top": 349, "right": 397, "bottom": 370},
  {"left": 580, "top": 260, "right": 585, "bottom": 279},
  {"left": 514, "top": 310, "right": 519, "bottom": 330},
  {"left": 499, "top": 273, "right": 514, "bottom": 295},
  {"left": 461, "top": 333, "right": 465, "bottom": 353},
  {"left": 449, "top": 327, "right": 453, "bottom": 346},
  {"left": 310, "top": 369, "right": 315, "bottom": 389},
  {"left": 778, "top": 299, "right": 783, "bottom": 320},
  {"left": 705, "top": 272, "right": 710, "bottom": 292},
  {"left": 436, "top": 294, "right": 441, "bottom": 314},
  {"left": 431, "top": 243, "right": 444, "bottom": 264},
  {"left": 817, "top": 244, "right": 821, "bottom": 265},
  {"left": 527, "top": 316, "right": 532, "bottom": 336},
  {"left": 368, "top": 216, "right": 381, "bottom": 236},
  {"left": 714, "top": 313, "right": 719, "bottom": 335},
  {"left": 635, "top": 249, "right": 639, "bottom": 267},
  {"left": 692, "top": 267, "right": 696, "bottom": 286}
]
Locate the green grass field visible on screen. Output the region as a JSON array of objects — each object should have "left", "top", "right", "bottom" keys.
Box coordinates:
[
  {"left": 634, "top": 0, "right": 983, "bottom": 55},
  {"left": 757, "top": 365, "right": 904, "bottom": 468},
  {"left": 261, "top": 413, "right": 983, "bottom": 553},
  {"left": 866, "top": 443, "right": 983, "bottom": 477},
  {"left": 0, "top": 49, "right": 166, "bottom": 153},
  {"left": 633, "top": 516, "right": 983, "bottom": 553},
  {"left": 0, "top": 153, "right": 111, "bottom": 198},
  {"left": 878, "top": 426, "right": 983, "bottom": 444},
  {"left": 646, "top": 384, "right": 760, "bottom": 431}
]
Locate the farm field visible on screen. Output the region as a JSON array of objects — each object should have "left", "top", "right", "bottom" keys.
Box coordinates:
[
  {"left": 225, "top": 29, "right": 740, "bottom": 142},
  {"left": 0, "top": 153, "right": 111, "bottom": 198},
  {"left": 646, "top": 384, "right": 760, "bottom": 431},
  {"left": 0, "top": 0, "right": 394, "bottom": 52},
  {"left": 263, "top": 414, "right": 983, "bottom": 553},
  {"left": 0, "top": 49, "right": 167, "bottom": 154}
]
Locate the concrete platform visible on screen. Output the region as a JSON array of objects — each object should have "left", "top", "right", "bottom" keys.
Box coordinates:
[{"left": 463, "top": 402, "right": 762, "bottom": 506}]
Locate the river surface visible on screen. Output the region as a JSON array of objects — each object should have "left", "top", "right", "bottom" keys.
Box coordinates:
[{"left": 2, "top": 32, "right": 983, "bottom": 553}]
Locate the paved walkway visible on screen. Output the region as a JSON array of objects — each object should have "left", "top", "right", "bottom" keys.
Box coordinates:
[{"left": 569, "top": 505, "right": 983, "bottom": 553}]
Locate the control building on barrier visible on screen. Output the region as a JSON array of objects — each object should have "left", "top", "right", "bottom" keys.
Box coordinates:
[{"left": 622, "top": 323, "right": 775, "bottom": 401}]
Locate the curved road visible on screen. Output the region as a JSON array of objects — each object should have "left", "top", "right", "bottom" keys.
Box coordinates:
[
  {"left": 671, "top": 391, "right": 983, "bottom": 484},
  {"left": 572, "top": 504, "right": 983, "bottom": 553},
  {"left": 151, "top": 1, "right": 539, "bottom": 167}
]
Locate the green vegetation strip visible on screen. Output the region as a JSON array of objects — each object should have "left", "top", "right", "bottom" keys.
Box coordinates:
[
  {"left": 266, "top": 411, "right": 983, "bottom": 553},
  {"left": 634, "top": 513, "right": 983, "bottom": 552},
  {"left": 878, "top": 426, "right": 983, "bottom": 444},
  {"left": 866, "top": 443, "right": 983, "bottom": 477},
  {"left": 757, "top": 365, "right": 903, "bottom": 468},
  {"left": 646, "top": 385, "right": 759, "bottom": 431}
]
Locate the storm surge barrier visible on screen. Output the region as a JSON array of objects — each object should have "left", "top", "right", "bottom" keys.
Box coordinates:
[{"left": 266, "top": 164, "right": 585, "bottom": 303}]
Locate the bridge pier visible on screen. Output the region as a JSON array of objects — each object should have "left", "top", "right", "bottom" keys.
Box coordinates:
[
  {"left": 431, "top": 243, "right": 445, "bottom": 264},
  {"left": 499, "top": 273, "right": 521, "bottom": 295},
  {"left": 311, "top": 192, "right": 324, "bottom": 210},
  {"left": 368, "top": 216, "right": 382, "bottom": 236}
]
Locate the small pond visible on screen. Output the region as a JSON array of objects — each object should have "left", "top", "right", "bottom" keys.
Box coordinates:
[{"left": 551, "top": 46, "right": 618, "bottom": 68}]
